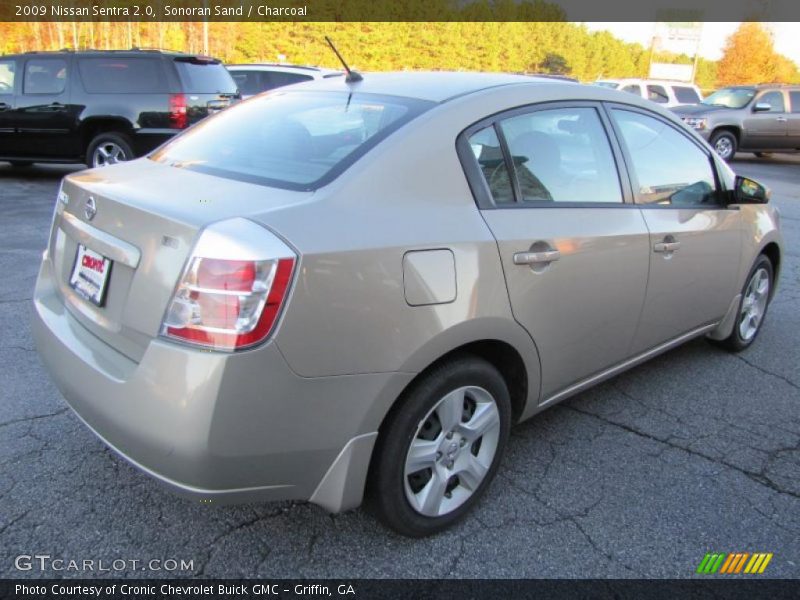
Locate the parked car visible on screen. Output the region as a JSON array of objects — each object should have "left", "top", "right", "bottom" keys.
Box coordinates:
[
  {"left": 672, "top": 84, "right": 800, "bottom": 161},
  {"left": 0, "top": 49, "right": 239, "bottom": 168},
  {"left": 595, "top": 78, "right": 703, "bottom": 107},
  {"left": 226, "top": 63, "right": 343, "bottom": 98},
  {"left": 33, "top": 72, "right": 782, "bottom": 537}
]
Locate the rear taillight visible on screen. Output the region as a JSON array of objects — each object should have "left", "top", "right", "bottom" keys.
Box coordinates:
[
  {"left": 169, "top": 93, "right": 187, "bottom": 129},
  {"left": 161, "top": 218, "right": 296, "bottom": 352}
]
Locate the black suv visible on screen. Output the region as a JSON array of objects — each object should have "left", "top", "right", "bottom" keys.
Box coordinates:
[{"left": 0, "top": 49, "right": 239, "bottom": 168}]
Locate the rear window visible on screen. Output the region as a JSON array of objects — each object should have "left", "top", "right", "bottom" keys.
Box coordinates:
[
  {"left": 174, "top": 58, "right": 237, "bottom": 94},
  {"left": 151, "top": 91, "right": 433, "bottom": 190},
  {"left": 78, "top": 57, "right": 168, "bottom": 93},
  {"left": 674, "top": 86, "right": 701, "bottom": 104}
]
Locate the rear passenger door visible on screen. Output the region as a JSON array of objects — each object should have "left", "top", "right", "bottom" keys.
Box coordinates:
[
  {"left": 607, "top": 106, "right": 742, "bottom": 354},
  {"left": 787, "top": 91, "right": 800, "bottom": 147},
  {"left": 14, "top": 56, "right": 75, "bottom": 158},
  {"left": 460, "top": 103, "right": 651, "bottom": 400},
  {"left": 0, "top": 57, "right": 17, "bottom": 156}
]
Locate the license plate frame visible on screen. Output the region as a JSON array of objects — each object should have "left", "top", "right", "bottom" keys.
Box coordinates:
[{"left": 69, "top": 244, "right": 112, "bottom": 307}]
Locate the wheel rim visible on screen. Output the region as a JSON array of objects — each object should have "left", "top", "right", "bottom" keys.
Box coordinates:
[
  {"left": 714, "top": 136, "right": 733, "bottom": 159},
  {"left": 403, "top": 385, "right": 500, "bottom": 517},
  {"left": 738, "top": 267, "right": 770, "bottom": 341},
  {"left": 92, "top": 142, "right": 127, "bottom": 167}
]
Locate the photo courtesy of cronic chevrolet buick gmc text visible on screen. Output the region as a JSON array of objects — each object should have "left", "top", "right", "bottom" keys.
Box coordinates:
[
  {"left": 0, "top": 49, "right": 239, "bottom": 168},
  {"left": 673, "top": 84, "right": 800, "bottom": 161},
  {"left": 32, "top": 73, "right": 783, "bottom": 537}
]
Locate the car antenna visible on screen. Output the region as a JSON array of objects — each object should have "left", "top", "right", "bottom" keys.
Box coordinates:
[{"left": 325, "top": 36, "right": 363, "bottom": 83}]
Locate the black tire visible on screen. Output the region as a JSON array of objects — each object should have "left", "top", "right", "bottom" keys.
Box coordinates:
[
  {"left": 367, "top": 355, "right": 511, "bottom": 537},
  {"left": 713, "top": 255, "right": 773, "bottom": 352},
  {"left": 86, "top": 132, "right": 134, "bottom": 168},
  {"left": 9, "top": 160, "right": 33, "bottom": 167},
  {"left": 710, "top": 130, "right": 737, "bottom": 161}
]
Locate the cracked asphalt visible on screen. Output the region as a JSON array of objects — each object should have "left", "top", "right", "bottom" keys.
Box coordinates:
[{"left": 1, "top": 155, "right": 798, "bottom": 579}]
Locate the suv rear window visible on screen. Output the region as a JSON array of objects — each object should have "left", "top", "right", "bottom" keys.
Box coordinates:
[
  {"left": 151, "top": 91, "right": 433, "bottom": 190},
  {"left": 173, "top": 57, "right": 237, "bottom": 94},
  {"left": 674, "top": 86, "right": 701, "bottom": 104},
  {"left": 78, "top": 57, "right": 168, "bottom": 93}
]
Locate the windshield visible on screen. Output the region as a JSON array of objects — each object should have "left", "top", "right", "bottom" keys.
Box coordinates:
[
  {"left": 595, "top": 81, "right": 619, "bottom": 89},
  {"left": 151, "top": 91, "right": 433, "bottom": 190},
  {"left": 702, "top": 87, "right": 756, "bottom": 109}
]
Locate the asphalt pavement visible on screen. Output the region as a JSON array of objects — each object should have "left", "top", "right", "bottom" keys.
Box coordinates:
[{"left": 0, "top": 155, "right": 798, "bottom": 579}]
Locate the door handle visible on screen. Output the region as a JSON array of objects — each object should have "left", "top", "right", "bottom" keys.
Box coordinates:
[
  {"left": 654, "top": 241, "right": 681, "bottom": 253},
  {"left": 513, "top": 249, "right": 561, "bottom": 265},
  {"left": 776, "top": 116, "right": 788, "bottom": 122}
]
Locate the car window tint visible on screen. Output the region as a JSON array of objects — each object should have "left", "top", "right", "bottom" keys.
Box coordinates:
[
  {"left": 78, "top": 58, "right": 168, "bottom": 93},
  {"left": 758, "top": 91, "right": 785, "bottom": 112},
  {"left": 647, "top": 85, "right": 669, "bottom": 103},
  {"left": 467, "top": 126, "right": 514, "bottom": 205},
  {"left": 151, "top": 91, "right": 430, "bottom": 190},
  {"left": 498, "top": 107, "right": 622, "bottom": 203},
  {"left": 674, "top": 86, "right": 701, "bottom": 104},
  {"left": 173, "top": 59, "right": 237, "bottom": 94},
  {"left": 622, "top": 85, "right": 640, "bottom": 95},
  {"left": 612, "top": 109, "right": 717, "bottom": 206},
  {"left": 0, "top": 60, "right": 14, "bottom": 94},
  {"left": 263, "top": 72, "right": 313, "bottom": 90},
  {"left": 229, "top": 70, "right": 262, "bottom": 95},
  {"left": 24, "top": 58, "right": 67, "bottom": 95},
  {"left": 790, "top": 91, "right": 800, "bottom": 113}
]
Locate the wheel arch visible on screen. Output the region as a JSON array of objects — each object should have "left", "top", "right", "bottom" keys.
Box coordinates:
[{"left": 80, "top": 117, "right": 135, "bottom": 156}]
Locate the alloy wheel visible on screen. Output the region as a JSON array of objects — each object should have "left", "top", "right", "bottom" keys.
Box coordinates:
[
  {"left": 92, "top": 142, "right": 127, "bottom": 167},
  {"left": 739, "top": 267, "right": 770, "bottom": 341},
  {"left": 714, "top": 136, "right": 734, "bottom": 160}
]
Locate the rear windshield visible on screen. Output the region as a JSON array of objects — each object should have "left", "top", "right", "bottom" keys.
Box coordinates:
[
  {"left": 173, "top": 58, "right": 237, "bottom": 94},
  {"left": 150, "top": 91, "right": 433, "bottom": 190},
  {"left": 78, "top": 57, "right": 169, "bottom": 93}
]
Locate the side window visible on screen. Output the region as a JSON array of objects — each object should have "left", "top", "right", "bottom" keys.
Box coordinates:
[
  {"left": 229, "top": 70, "right": 262, "bottom": 95},
  {"left": 612, "top": 109, "right": 718, "bottom": 206},
  {"left": 24, "top": 58, "right": 67, "bottom": 95},
  {"left": 498, "top": 107, "right": 622, "bottom": 203},
  {"left": 263, "top": 72, "right": 313, "bottom": 91},
  {"left": 647, "top": 85, "right": 669, "bottom": 104},
  {"left": 673, "top": 86, "right": 701, "bottom": 104},
  {"left": 757, "top": 91, "right": 785, "bottom": 113},
  {"left": 0, "top": 60, "right": 15, "bottom": 94},
  {"left": 77, "top": 58, "right": 168, "bottom": 93},
  {"left": 790, "top": 91, "right": 800, "bottom": 114},
  {"left": 467, "top": 126, "right": 514, "bottom": 205},
  {"left": 622, "top": 84, "right": 641, "bottom": 96}
]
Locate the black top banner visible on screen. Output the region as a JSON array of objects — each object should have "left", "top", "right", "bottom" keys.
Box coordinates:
[{"left": 1, "top": 0, "right": 800, "bottom": 22}]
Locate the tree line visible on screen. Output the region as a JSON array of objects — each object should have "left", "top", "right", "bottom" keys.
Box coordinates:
[{"left": 0, "top": 21, "right": 797, "bottom": 92}]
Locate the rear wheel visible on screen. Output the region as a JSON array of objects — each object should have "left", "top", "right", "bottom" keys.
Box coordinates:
[
  {"left": 87, "top": 132, "right": 133, "bottom": 168},
  {"left": 710, "top": 130, "right": 737, "bottom": 161},
  {"left": 714, "top": 255, "right": 773, "bottom": 352},
  {"left": 368, "top": 356, "right": 511, "bottom": 537}
]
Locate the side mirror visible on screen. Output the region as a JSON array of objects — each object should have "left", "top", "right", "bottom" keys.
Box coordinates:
[
  {"left": 753, "top": 102, "right": 772, "bottom": 113},
  {"left": 732, "top": 175, "right": 770, "bottom": 204}
]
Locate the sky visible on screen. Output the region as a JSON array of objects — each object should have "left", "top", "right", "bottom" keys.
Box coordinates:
[{"left": 584, "top": 22, "right": 800, "bottom": 63}]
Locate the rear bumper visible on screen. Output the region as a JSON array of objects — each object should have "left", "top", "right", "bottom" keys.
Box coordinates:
[
  {"left": 32, "top": 258, "right": 413, "bottom": 511},
  {"left": 131, "top": 130, "right": 175, "bottom": 156}
]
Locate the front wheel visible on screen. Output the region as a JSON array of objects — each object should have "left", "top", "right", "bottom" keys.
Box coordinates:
[
  {"left": 367, "top": 356, "right": 511, "bottom": 537},
  {"left": 87, "top": 132, "right": 133, "bottom": 168},
  {"left": 714, "top": 255, "right": 773, "bottom": 352},
  {"left": 710, "top": 130, "right": 737, "bottom": 161}
]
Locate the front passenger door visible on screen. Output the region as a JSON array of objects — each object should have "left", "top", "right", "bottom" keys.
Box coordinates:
[
  {"left": 742, "top": 90, "right": 789, "bottom": 149},
  {"left": 609, "top": 107, "right": 742, "bottom": 354}
]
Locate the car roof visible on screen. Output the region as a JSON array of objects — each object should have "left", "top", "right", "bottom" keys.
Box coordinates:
[
  {"left": 284, "top": 71, "right": 570, "bottom": 103},
  {"left": 227, "top": 63, "right": 341, "bottom": 74},
  {"left": 598, "top": 78, "right": 699, "bottom": 87},
  {"left": 1, "top": 49, "right": 211, "bottom": 59}
]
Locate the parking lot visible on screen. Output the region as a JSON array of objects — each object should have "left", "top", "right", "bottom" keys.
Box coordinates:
[{"left": 0, "top": 155, "right": 798, "bottom": 579}]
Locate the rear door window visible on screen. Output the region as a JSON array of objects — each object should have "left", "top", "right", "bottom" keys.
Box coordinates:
[
  {"left": 622, "top": 84, "right": 641, "bottom": 96},
  {"left": 23, "top": 58, "right": 67, "bottom": 95},
  {"left": 790, "top": 91, "right": 800, "bottom": 113},
  {"left": 673, "top": 86, "right": 701, "bottom": 104},
  {"left": 173, "top": 58, "right": 237, "bottom": 94},
  {"left": 0, "top": 60, "right": 14, "bottom": 94},
  {"left": 78, "top": 58, "right": 169, "bottom": 93},
  {"left": 262, "top": 71, "right": 313, "bottom": 90},
  {"left": 646, "top": 85, "right": 669, "bottom": 103}
]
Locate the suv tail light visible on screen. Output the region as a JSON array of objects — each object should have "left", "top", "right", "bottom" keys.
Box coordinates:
[
  {"left": 169, "top": 93, "right": 188, "bottom": 129},
  {"left": 161, "top": 218, "right": 296, "bottom": 352}
]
